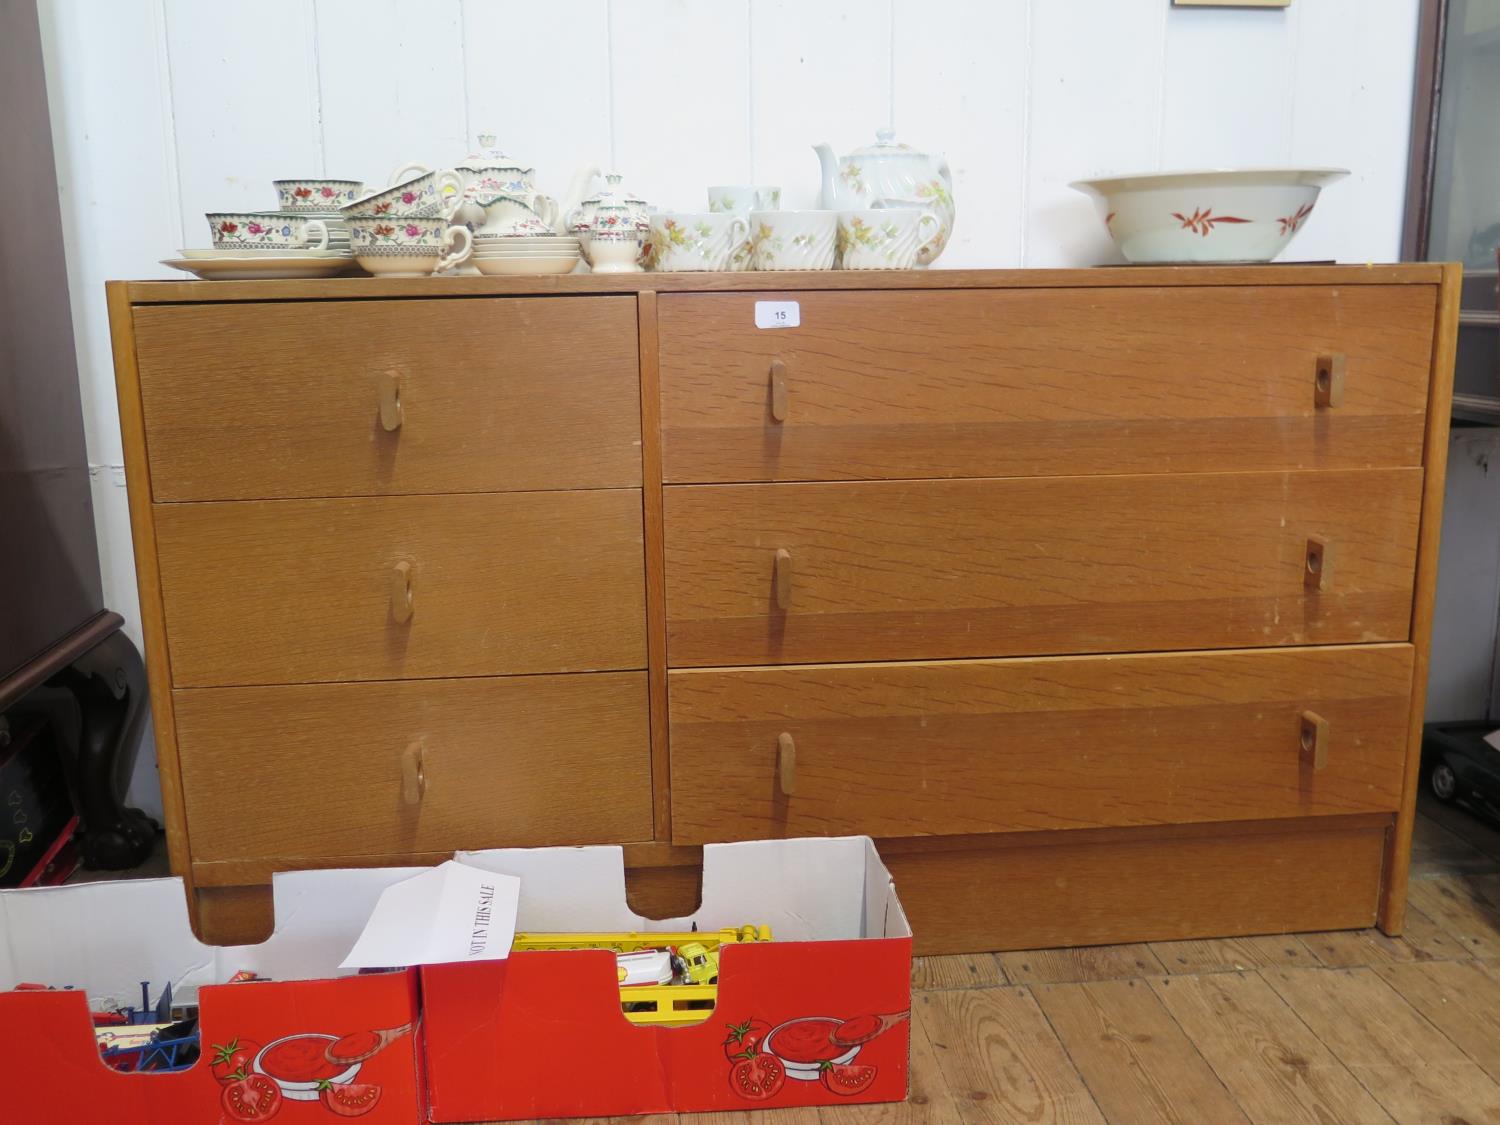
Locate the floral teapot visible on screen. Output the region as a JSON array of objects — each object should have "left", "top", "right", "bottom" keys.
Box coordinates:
[
  {"left": 449, "top": 133, "right": 598, "bottom": 233},
  {"left": 569, "top": 172, "right": 652, "bottom": 273},
  {"left": 814, "top": 128, "right": 954, "bottom": 266}
]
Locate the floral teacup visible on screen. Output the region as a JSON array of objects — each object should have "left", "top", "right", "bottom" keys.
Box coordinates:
[
  {"left": 749, "top": 210, "right": 836, "bottom": 271},
  {"left": 837, "top": 207, "right": 941, "bottom": 269},
  {"left": 347, "top": 215, "right": 473, "bottom": 276},
  {"left": 273, "top": 179, "right": 365, "bottom": 211},
  {"left": 207, "top": 212, "right": 330, "bottom": 252},
  {"left": 649, "top": 212, "right": 750, "bottom": 272},
  {"left": 708, "top": 185, "right": 782, "bottom": 215},
  {"left": 342, "top": 169, "right": 463, "bottom": 219}
]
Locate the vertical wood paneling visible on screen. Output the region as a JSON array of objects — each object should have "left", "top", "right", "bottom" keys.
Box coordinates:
[
  {"left": 461, "top": 0, "right": 611, "bottom": 208},
  {"left": 611, "top": 0, "right": 752, "bottom": 211},
  {"left": 314, "top": 0, "right": 467, "bottom": 185},
  {"left": 1023, "top": 0, "right": 1166, "bottom": 266},
  {"left": 749, "top": 0, "right": 894, "bottom": 211},
  {"left": 1286, "top": 0, "right": 1358, "bottom": 262},
  {"left": 163, "top": 0, "right": 323, "bottom": 229},
  {"left": 1159, "top": 6, "right": 1295, "bottom": 170},
  {"left": 893, "top": 0, "right": 1028, "bottom": 267}
]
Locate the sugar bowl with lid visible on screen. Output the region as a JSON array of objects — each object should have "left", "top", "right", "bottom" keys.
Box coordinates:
[{"left": 570, "top": 172, "right": 652, "bottom": 273}]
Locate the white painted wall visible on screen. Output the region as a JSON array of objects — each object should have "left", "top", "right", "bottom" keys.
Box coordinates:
[{"left": 34, "top": 0, "right": 1423, "bottom": 816}]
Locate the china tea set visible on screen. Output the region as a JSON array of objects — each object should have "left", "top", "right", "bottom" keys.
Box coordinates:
[{"left": 164, "top": 127, "right": 957, "bottom": 280}]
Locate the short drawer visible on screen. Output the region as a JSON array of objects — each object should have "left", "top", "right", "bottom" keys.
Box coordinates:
[
  {"left": 668, "top": 645, "right": 1414, "bottom": 845},
  {"left": 156, "top": 489, "right": 645, "bottom": 686},
  {"left": 658, "top": 287, "right": 1435, "bottom": 483},
  {"left": 176, "top": 672, "right": 652, "bottom": 862},
  {"left": 135, "top": 297, "right": 642, "bottom": 501},
  {"left": 663, "top": 469, "right": 1421, "bottom": 666}
]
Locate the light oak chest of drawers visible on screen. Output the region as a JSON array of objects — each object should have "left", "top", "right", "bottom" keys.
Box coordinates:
[{"left": 108, "top": 265, "right": 1458, "bottom": 953}]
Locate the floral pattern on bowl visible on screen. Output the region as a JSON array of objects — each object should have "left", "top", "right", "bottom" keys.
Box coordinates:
[
  {"left": 750, "top": 210, "right": 837, "bottom": 271},
  {"left": 342, "top": 169, "right": 462, "bottom": 218},
  {"left": 273, "top": 179, "right": 365, "bottom": 211},
  {"left": 208, "top": 212, "right": 329, "bottom": 251}
]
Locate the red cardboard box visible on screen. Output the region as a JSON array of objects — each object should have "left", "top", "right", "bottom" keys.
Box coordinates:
[
  {"left": 0, "top": 869, "right": 428, "bottom": 1123},
  {"left": 422, "top": 837, "right": 912, "bottom": 1121}
]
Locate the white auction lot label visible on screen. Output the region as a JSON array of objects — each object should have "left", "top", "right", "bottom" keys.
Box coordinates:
[{"left": 754, "top": 300, "right": 801, "bottom": 329}]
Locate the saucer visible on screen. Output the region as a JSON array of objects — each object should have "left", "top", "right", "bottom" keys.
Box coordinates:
[
  {"left": 162, "top": 255, "right": 359, "bottom": 281},
  {"left": 180, "top": 247, "right": 352, "bottom": 260}
]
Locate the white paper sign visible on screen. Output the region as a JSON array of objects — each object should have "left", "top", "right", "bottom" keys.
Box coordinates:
[
  {"left": 340, "top": 860, "right": 521, "bottom": 968},
  {"left": 755, "top": 300, "right": 800, "bottom": 329}
]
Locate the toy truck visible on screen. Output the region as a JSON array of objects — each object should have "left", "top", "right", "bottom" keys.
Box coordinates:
[{"left": 510, "top": 925, "right": 772, "bottom": 1026}]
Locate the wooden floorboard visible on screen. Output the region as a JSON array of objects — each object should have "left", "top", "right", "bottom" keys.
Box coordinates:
[
  {"left": 921, "top": 986, "right": 1104, "bottom": 1123},
  {"left": 507, "top": 805, "right": 1500, "bottom": 1123},
  {"left": 910, "top": 953, "right": 1007, "bottom": 991},
  {"left": 1033, "top": 978, "right": 1249, "bottom": 1123},
  {"left": 997, "top": 943, "right": 1166, "bottom": 986},
  {"left": 1149, "top": 971, "right": 1394, "bottom": 1124},
  {"left": 1148, "top": 935, "right": 1320, "bottom": 975},
  {"left": 1263, "top": 966, "right": 1500, "bottom": 1123}
]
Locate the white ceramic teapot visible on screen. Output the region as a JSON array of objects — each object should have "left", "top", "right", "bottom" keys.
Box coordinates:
[
  {"left": 569, "top": 172, "right": 652, "bottom": 273},
  {"left": 450, "top": 133, "right": 598, "bottom": 232},
  {"left": 814, "top": 128, "right": 955, "bottom": 266}
]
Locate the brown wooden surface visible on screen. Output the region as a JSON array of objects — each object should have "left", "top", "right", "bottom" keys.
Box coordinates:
[
  {"left": 1264, "top": 966, "right": 1500, "bottom": 1120},
  {"left": 1033, "top": 979, "right": 1252, "bottom": 1123},
  {"left": 637, "top": 290, "right": 671, "bottom": 841},
  {"left": 154, "top": 489, "right": 645, "bottom": 686},
  {"left": 108, "top": 285, "right": 194, "bottom": 886},
  {"left": 121, "top": 262, "right": 1448, "bottom": 304},
  {"left": 922, "top": 987, "right": 1106, "bottom": 1123},
  {"left": 999, "top": 945, "right": 1166, "bottom": 986},
  {"left": 886, "top": 823, "right": 1385, "bottom": 954},
  {"left": 195, "top": 883, "right": 274, "bottom": 946},
  {"left": 133, "top": 297, "right": 642, "bottom": 502},
  {"left": 663, "top": 470, "right": 1422, "bottom": 667},
  {"left": 658, "top": 286, "right": 1435, "bottom": 483},
  {"left": 1381, "top": 260, "right": 1461, "bottom": 934},
  {"left": 1148, "top": 971, "right": 1394, "bottom": 1123},
  {"left": 174, "top": 671, "right": 650, "bottom": 864},
  {"left": 668, "top": 645, "right": 1413, "bottom": 844}
]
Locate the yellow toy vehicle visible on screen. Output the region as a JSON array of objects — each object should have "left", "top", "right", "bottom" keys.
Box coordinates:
[
  {"left": 510, "top": 925, "right": 773, "bottom": 1026},
  {"left": 672, "top": 941, "right": 718, "bottom": 986}
]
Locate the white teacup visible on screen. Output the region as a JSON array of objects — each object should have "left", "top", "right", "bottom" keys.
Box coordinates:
[
  {"left": 347, "top": 215, "right": 473, "bottom": 276},
  {"left": 649, "top": 212, "right": 750, "bottom": 272},
  {"left": 750, "top": 210, "right": 837, "bottom": 271},
  {"left": 837, "top": 207, "right": 941, "bottom": 269},
  {"left": 208, "top": 212, "right": 330, "bottom": 252},
  {"left": 708, "top": 185, "right": 782, "bottom": 215},
  {"left": 342, "top": 168, "right": 463, "bottom": 219}
]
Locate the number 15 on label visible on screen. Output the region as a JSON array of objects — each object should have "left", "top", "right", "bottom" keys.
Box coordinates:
[{"left": 755, "top": 301, "right": 800, "bottom": 329}]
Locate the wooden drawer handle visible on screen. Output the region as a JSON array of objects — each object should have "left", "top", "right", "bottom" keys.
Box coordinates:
[
  {"left": 777, "top": 732, "right": 797, "bottom": 796},
  {"left": 379, "top": 370, "right": 404, "bottom": 431},
  {"left": 1304, "top": 536, "right": 1329, "bottom": 591},
  {"left": 1314, "top": 353, "right": 1346, "bottom": 408},
  {"left": 774, "top": 548, "right": 792, "bottom": 611},
  {"left": 402, "top": 741, "right": 426, "bottom": 804},
  {"left": 390, "top": 559, "right": 415, "bottom": 623},
  {"left": 769, "top": 359, "right": 789, "bottom": 423},
  {"left": 1300, "top": 711, "right": 1329, "bottom": 771}
]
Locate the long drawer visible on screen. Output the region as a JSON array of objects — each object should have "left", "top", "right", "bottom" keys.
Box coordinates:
[
  {"left": 135, "top": 297, "right": 643, "bottom": 501},
  {"left": 175, "top": 672, "right": 652, "bottom": 862},
  {"left": 663, "top": 470, "right": 1421, "bottom": 666},
  {"left": 156, "top": 490, "right": 646, "bottom": 686},
  {"left": 668, "top": 645, "right": 1414, "bottom": 845},
  {"left": 658, "top": 287, "right": 1435, "bottom": 482}
]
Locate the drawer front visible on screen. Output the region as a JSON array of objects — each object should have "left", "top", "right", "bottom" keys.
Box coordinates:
[
  {"left": 157, "top": 490, "right": 645, "bottom": 686},
  {"left": 664, "top": 470, "right": 1421, "bottom": 666},
  {"left": 668, "top": 645, "right": 1414, "bottom": 844},
  {"left": 135, "top": 297, "right": 642, "bottom": 501},
  {"left": 658, "top": 287, "right": 1435, "bottom": 483},
  {"left": 176, "top": 672, "right": 652, "bottom": 862}
]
